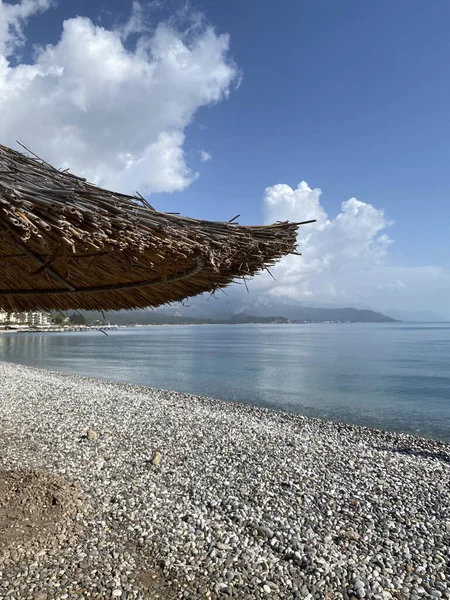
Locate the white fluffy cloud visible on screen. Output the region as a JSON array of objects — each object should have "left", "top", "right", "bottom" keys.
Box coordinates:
[
  {"left": 260, "top": 181, "right": 393, "bottom": 301},
  {"left": 245, "top": 181, "right": 450, "bottom": 315},
  {"left": 0, "top": 1, "right": 237, "bottom": 194}
]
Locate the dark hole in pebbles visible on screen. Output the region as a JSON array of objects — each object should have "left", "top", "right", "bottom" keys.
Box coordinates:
[
  {"left": 136, "top": 568, "right": 175, "bottom": 599},
  {"left": 0, "top": 468, "right": 82, "bottom": 550}
]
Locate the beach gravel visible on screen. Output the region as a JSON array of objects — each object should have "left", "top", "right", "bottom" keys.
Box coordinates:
[{"left": 0, "top": 361, "right": 449, "bottom": 599}]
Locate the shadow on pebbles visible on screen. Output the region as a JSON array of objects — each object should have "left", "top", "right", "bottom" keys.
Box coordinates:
[
  {"left": 0, "top": 468, "right": 171, "bottom": 599},
  {"left": 0, "top": 469, "right": 81, "bottom": 548}
]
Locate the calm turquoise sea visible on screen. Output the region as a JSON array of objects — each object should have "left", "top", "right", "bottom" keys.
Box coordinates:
[{"left": 1, "top": 323, "right": 449, "bottom": 442}]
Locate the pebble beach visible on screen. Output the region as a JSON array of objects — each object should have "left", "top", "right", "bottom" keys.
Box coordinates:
[{"left": 0, "top": 361, "right": 449, "bottom": 600}]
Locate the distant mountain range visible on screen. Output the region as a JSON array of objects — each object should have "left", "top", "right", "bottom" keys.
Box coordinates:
[
  {"left": 70, "top": 291, "right": 450, "bottom": 325},
  {"left": 154, "top": 294, "right": 400, "bottom": 322},
  {"left": 82, "top": 304, "right": 397, "bottom": 325}
]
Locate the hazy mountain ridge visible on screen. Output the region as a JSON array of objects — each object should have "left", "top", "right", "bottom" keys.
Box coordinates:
[
  {"left": 82, "top": 305, "right": 397, "bottom": 325},
  {"left": 148, "top": 294, "right": 398, "bottom": 323}
]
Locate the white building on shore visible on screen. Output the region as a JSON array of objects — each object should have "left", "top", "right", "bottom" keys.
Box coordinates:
[{"left": 0, "top": 311, "right": 51, "bottom": 327}]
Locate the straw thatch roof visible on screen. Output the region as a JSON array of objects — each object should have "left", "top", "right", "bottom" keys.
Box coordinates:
[{"left": 0, "top": 143, "right": 314, "bottom": 312}]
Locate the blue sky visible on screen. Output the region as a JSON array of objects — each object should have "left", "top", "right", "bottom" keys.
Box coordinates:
[
  {"left": 1, "top": 0, "right": 450, "bottom": 314},
  {"left": 187, "top": 0, "right": 450, "bottom": 269}
]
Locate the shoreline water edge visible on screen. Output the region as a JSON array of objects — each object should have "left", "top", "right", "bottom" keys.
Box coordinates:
[{"left": 0, "top": 361, "right": 449, "bottom": 599}]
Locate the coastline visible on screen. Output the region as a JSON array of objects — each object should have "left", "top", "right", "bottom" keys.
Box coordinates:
[{"left": 0, "top": 361, "right": 449, "bottom": 599}]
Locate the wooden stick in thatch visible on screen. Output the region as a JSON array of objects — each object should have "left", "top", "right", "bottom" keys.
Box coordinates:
[{"left": 0, "top": 143, "right": 315, "bottom": 312}]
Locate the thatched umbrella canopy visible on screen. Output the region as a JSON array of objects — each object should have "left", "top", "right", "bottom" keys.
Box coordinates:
[{"left": 0, "top": 144, "right": 314, "bottom": 312}]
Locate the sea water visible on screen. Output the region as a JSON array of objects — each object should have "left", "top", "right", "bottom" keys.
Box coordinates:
[{"left": 1, "top": 323, "right": 449, "bottom": 442}]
